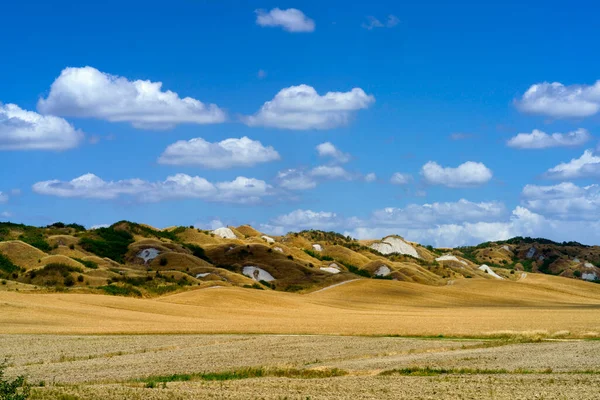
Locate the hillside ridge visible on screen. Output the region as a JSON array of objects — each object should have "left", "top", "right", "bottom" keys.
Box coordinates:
[{"left": 1, "top": 221, "right": 599, "bottom": 298}]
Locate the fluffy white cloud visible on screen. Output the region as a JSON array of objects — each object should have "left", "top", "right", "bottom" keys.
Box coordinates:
[
  {"left": 521, "top": 182, "right": 600, "bottom": 220},
  {"left": 516, "top": 81, "right": 600, "bottom": 118},
  {"left": 316, "top": 142, "right": 350, "bottom": 163},
  {"left": 270, "top": 209, "right": 343, "bottom": 230},
  {"left": 32, "top": 173, "right": 272, "bottom": 204},
  {"left": 243, "top": 84, "right": 374, "bottom": 130},
  {"left": 38, "top": 67, "right": 226, "bottom": 129},
  {"left": 0, "top": 103, "right": 83, "bottom": 150},
  {"left": 345, "top": 206, "right": 595, "bottom": 247},
  {"left": 364, "top": 173, "right": 377, "bottom": 182},
  {"left": 362, "top": 15, "right": 399, "bottom": 30},
  {"left": 507, "top": 128, "right": 590, "bottom": 149},
  {"left": 310, "top": 165, "right": 353, "bottom": 180},
  {"left": 544, "top": 150, "right": 600, "bottom": 180},
  {"left": 370, "top": 199, "right": 507, "bottom": 229},
  {"left": 390, "top": 172, "right": 412, "bottom": 185},
  {"left": 255, "top": 8, "right": 315, "bottom": 32},
  {"left": 158, "top": 136, "right": 280, "bottom": 168},
  {"left": 421, "top": 161, "right": 492, "bottom": 188},
  {"left": 276, "top": 169, "right": 317, "bottom": 190}
]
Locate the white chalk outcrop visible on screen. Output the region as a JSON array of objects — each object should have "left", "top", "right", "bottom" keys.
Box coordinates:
[
  {"left": 582, "top": 272, "right": 598, "bottom": 281},
  {"left": 436, "top": 255, "right": 467, "bottom": 265},
  {"left": 584, "top": 262, "right": 595, "bottom": 269},
  {"left": 370, "top": 236, "right": 420, "bottom": 258},
  {"left": 213, "top": 227, "right": 236, "bottom": 239},
  {"left": 320, "top": 263, "right": 341, "bottom": 274},
  {"left": 262, "top": 235, "right": 275, "bottom": 244},
  {"left": 478, "top": 264, "right": 503, "bottom": 280},
  {"left": 312, "top": 244, "right": 323, "bottom": 252},
  {"left": 196, "top": 273, "right": 210, "bottom": 278},
  {"left": 273, "top": 247, "right": 284, "bottom": 253},
  {"left": 374, "top": 265, "right": 391, "bottom": 277},
  {"left": 138, "top": 248, "right": 160, "bottom": 264},
  {"left": 243, "top": 266, "right": 275, "bottom": 282}
]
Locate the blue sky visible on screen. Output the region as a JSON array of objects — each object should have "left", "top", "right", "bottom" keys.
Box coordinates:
[{"left": 2, "top": 0, "right": 600, "bottom": 246}]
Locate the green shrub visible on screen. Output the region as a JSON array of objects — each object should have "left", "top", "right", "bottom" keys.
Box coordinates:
[
  {"left": 0, "top": 358, "right": 30, "bottom": 399},
  {"left": 182, "top": 243, "right": 212, "bottom": 263},
  {"left": 63, "top": 275, "right": 75, "bottom": 287},
  {"left": 159, "top": 257, "right": 168, "bottom": 266},
  {"left": 303, "top": 249, "right": 334, "bottom": 261},
  {"left": 70, "top": 258, "right": 98, "bottom": 269},
  {"left": 0, "top": 253, "right": 18, "bottom": 275},
  {"left": 79, "top": 227, "right": 134, "bottom": 263},
  {"left": 18, "top": 232, "right": 51, "bottom": 252},
  {"left": 574, "top": 270, "right": 582, "bottom": 278}
]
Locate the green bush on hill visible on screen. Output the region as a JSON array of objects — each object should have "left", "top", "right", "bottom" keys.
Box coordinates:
[
  {"left": 0, "top": 253, "right": 19, "bottom": 275},
  {"left": 79, "top": 227, "right": 134, "bottom": 263},
  {"left": 182, "top": 243, "right": 212, "bottom": 263}
]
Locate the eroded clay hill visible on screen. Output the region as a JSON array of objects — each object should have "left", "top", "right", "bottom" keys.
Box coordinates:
[{"left": 0, "top": 221, "right": 598, "bottom": 297}]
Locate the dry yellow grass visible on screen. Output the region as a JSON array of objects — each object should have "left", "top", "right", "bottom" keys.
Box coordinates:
[
  {"left": 0, "top": 273, "right": 598, "bottom": 336},
  {"left": 39, "top": 254, "right": 85, "bottom": 269},
  {"left": 0, "top": 240, "right": 47, "bottom": 269},
  {"left": 235, "top": 224, "right": 263, "bottom": 237}
]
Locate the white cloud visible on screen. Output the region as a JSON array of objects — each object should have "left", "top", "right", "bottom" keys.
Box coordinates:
[
  {"left": 364, "top": 173, "right": 377, "bottom": 182},
  {"left": 1, "top": 211, "right": 12, "bottom": 218},
  {"left": 267, "top": 198, "right": 600, "bottom": 247},
  {"left": 507, "top": 128, "right": 591, "bottom": 149},
  {"left": 90, "top": 224, "right": 109, "bottom": 230},
  {"left": 255, "top": 8, "right": 315, "bottom": 32},
  {"left": 310, "top": 165, "right": 353, "bottom": 180},
  {"left": 0, "top": 192, "right": 7, "bottom": 203},
  {"left": 362, "top": 15, "right": 399, "bottom": 30},
  {"left": 271, "top": 209, "right": 343, "bottom": 230},
  {"left": 316, "top": 142, "right": 350, "bottom": 163},
  {"left": 243, "top": 84, "right": 374, "bottom": 130},
  {"left": 521, "top": 182, "right": 600, "bottom": 220},
  {"left": 421, "top": 161, "right": 492, "bottom": 188},
  {"left": 390, "top": 172, "right": 412, "bottom": 185},
  {"left": 0, "top": 103, "right": 84, "bottom": 150},
  {"left": 544, "top": 150, "right": 600, "bottom": 180},
  {"left": 516, "top": 80, "right": 600, "bottom": 118},
  {"left": 32, "top": 173, "right": 272, "bottom": 204},
  {"left": 158, "top": 136, "right": 280, "bottom": 168},
  {"left": 370, "top": 199, "right": 507, "bottom": 229},
  {"left": 276, "top": 169, "right": 317, "bottom": 190},
  {"left": 38, "top": 66, "right": 226, "bottom": 129}
]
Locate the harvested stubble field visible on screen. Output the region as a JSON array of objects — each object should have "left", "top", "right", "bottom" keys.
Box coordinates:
[
  {"left": 1, "top": 274, "right": 600, "bottom": 399},
  {"left": 1, "top": 334, "right": 600, "bottom": 399},
  {"left": 1, "top": 274, "right": 600, "bottom": 336}
]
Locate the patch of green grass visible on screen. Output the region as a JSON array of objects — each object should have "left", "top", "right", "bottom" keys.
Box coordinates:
[
  {"left": 140, "top": 367, "right": 347, "bottom": 386},
  {"left": 0, "top": 252, "right": 19, "bottom": 275},
  {"left": 303, "top": 249, "right": 334, "bottom": 261},
  {"left": 181, "top": 243, "right": 212, "bottom": 263},
  {"left": 79, "top": 227, "right": 134, "bottom": 263},
  {"left": 69, "top": 257, "right": 98, "bottom": 269},
  {"left": 379, "top": 366, "right": 555, "bottom": 376}
]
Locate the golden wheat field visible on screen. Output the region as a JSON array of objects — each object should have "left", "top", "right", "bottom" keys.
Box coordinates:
[{"left": 1, "top": 274, "right": 600, "bottom": 336}]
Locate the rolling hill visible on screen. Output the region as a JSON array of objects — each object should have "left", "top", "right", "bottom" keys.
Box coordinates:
[{"left": 0, "top": 220, "right": 599, "bottom": 300}]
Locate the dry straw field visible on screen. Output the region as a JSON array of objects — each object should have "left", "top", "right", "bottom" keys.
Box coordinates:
[{"left": 2, "top": 271, "right": 600, "bottom": 399}]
